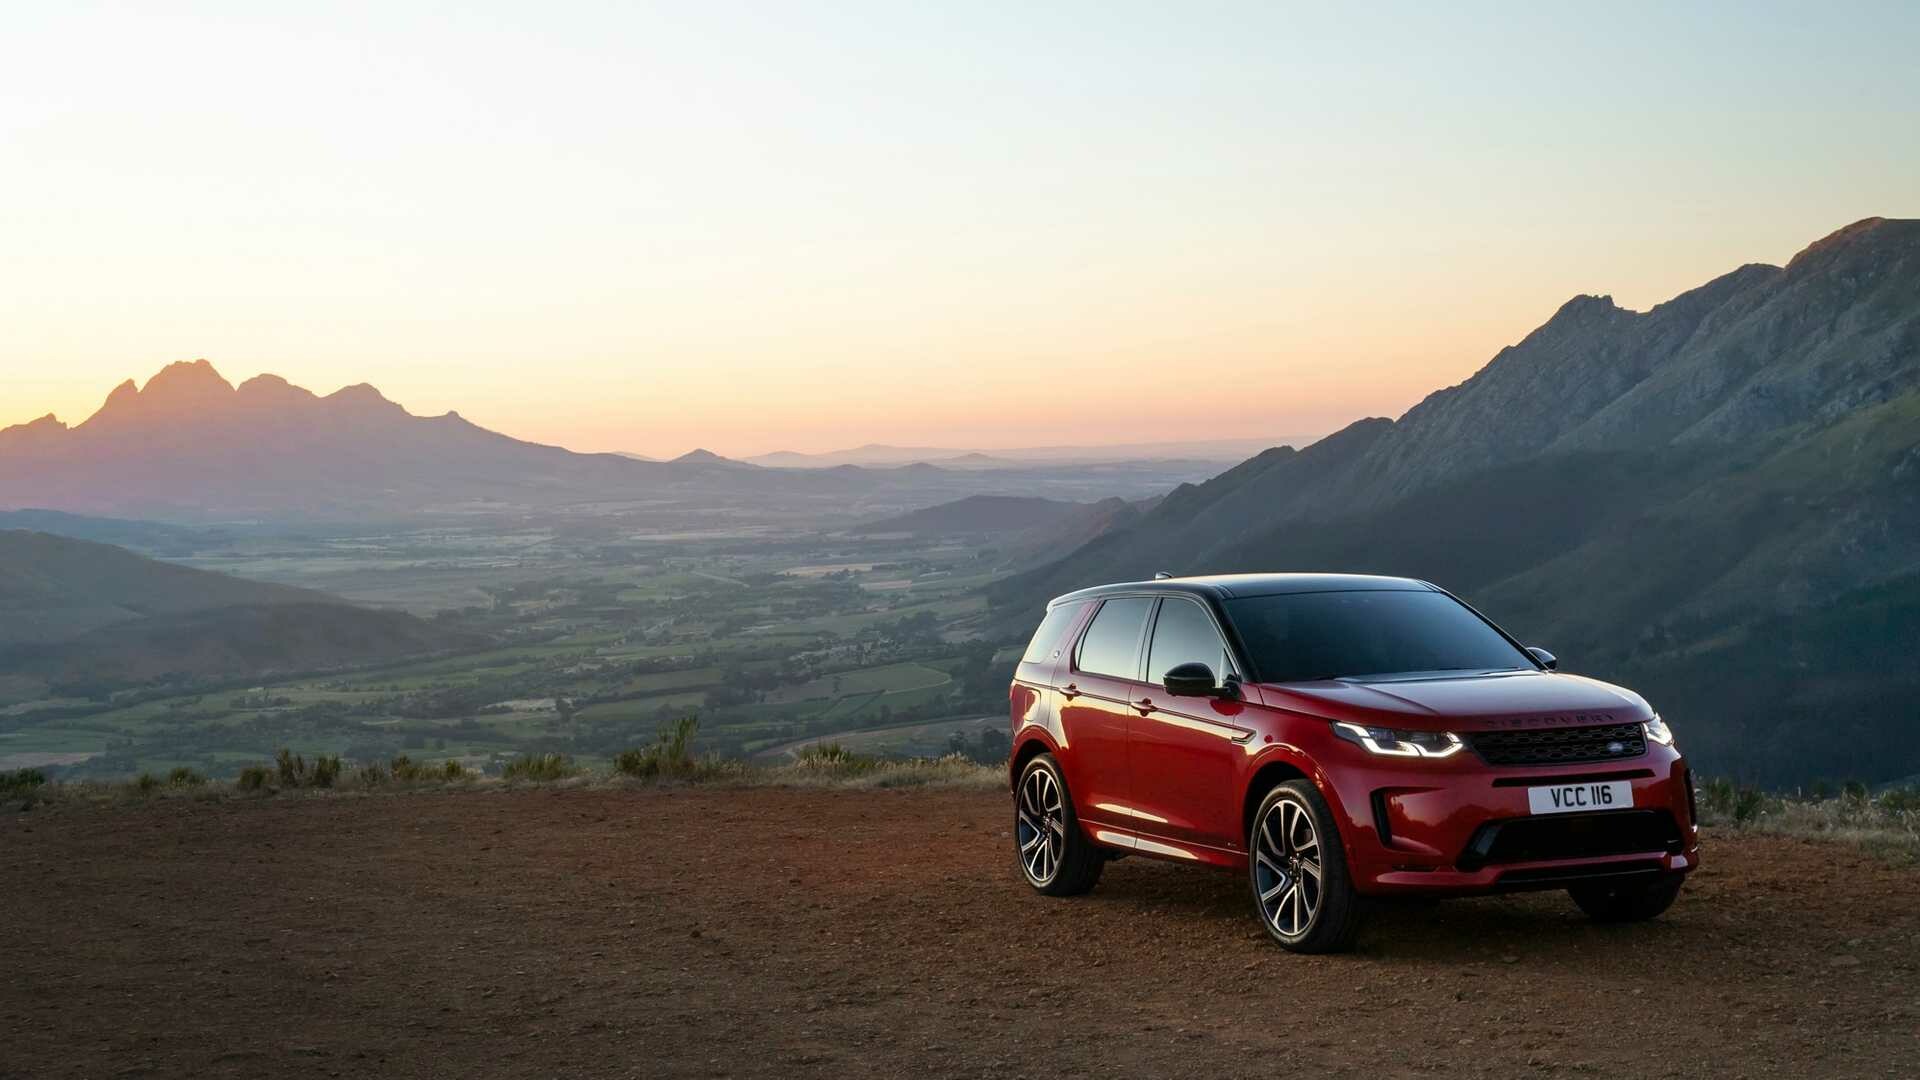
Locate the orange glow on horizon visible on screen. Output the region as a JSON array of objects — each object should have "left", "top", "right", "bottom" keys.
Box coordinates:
[{"left": 3, "top": 5, "right": 1913, "bottom": 458}]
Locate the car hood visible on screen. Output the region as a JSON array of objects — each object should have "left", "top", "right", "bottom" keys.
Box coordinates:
[{"left": 1252, "top": 669, "right": 1652, "bottom": 732}]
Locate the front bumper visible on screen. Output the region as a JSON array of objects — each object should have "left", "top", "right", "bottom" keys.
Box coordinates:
[{"left": 1324, "top": 746, "right": 1700, "bottom": 896}]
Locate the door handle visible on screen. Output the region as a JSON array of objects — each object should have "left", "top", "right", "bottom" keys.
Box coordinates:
[
  {"left": 1060, "top": 683, "right": 1080, "bottom": 699},
  {"left": 1133, "top": 698, "right": 1155, "bottom": 714}
]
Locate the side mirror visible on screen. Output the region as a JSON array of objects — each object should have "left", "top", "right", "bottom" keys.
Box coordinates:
[
  {"left": 1163, "top": 661, "right": 1232, "bottom": 698},
  {"left": 1526, "top": 646, "right": 1558, "bottom": 670}
]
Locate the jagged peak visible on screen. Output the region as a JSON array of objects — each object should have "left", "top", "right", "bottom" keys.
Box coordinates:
[
  {"left": 1785, "top": 216, "right": 1914, "bottom": 271},
  {"left": 1548, "top": 293, "right": 1621, "bottom": 320},
  {"left": 10, "top": 413, "right": 66, "bottom": 432},
  {"left": 142, "top": 358, "right": 233, "bottom": 395}
]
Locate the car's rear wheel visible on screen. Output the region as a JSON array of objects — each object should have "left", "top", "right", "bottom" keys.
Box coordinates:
[
  {"left": 1015, "top": 754, "right": 1103, "bottom": 896},
  {"left": 1568, "top": 873, "right": 1684, "bottom": 922},
  {"left": 1249, "top": 780, "right": 1362, "bottom": 953}
]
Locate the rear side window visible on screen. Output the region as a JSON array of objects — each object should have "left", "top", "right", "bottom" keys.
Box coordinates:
[
  {"left": 1147, "top": 597, "right": 1235, "bottom": 683},
  {"left": 1020, "top": 603, "right": 1083, "bottom": 665},
  {"left": 1073, "top": 597, "right": 1154, "bottom": 679}
]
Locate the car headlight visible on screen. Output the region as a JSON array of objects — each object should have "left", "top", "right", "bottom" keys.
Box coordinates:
[
  {"left": 1644, "top": 714, "right": 1674, "bottom": 747},
  {"left": 1333, "top": 721, "right": 1464, "bottom": 758}
]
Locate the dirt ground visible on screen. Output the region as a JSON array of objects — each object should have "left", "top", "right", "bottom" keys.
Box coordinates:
[{"left": 4, "top": 787, "right": 1917, "bottom": 1079}]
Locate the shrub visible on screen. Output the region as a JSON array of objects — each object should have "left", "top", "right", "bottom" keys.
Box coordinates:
[
  {"left": 0, "top": 768, "right": 47, "bottom": 796},
  {"left": 388, "top": 754, "right": 422, "bottom": 782},
  {"left": 236, "top": 765, "right": 272, "bottom": 792},
  {"left": 356, "top": 761, "right": 388, "bottom": 787},
  {"left": 272, "top": 749, "right": 341, "bottom": 788},
  {"left": 502, "top": 753, "right": 578, "bottom": 782},
  {"left": 441, "top": 760, "right": 468, "bottom": 781},
  {"left": 133, "top": 772, "right": 160, "bottom": 794},
  {"left": 166, "top": 766, "right": 206, "bottom": 788},
  {"left": 793, "top": 741, "right": 878, "bottom": 773},
  {"left": 310, "top": 755, "right": 341, "bottom": 789},
  {"left": 612, "top": 746, "right": 658, "bottom": 778},
  {"left": 615, "top": 715, "right": 702, "bottom": 780}
]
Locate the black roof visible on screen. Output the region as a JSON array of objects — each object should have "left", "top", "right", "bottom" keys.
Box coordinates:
[{"left": 1047, "top": 572, "right": 1434, "bottom": 608}]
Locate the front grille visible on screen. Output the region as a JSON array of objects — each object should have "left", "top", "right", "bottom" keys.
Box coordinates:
[
  {"left": 1468, "top": 722, "right": 1646, "bottom": 766},
  {"left": 1458, "top": 809, "right": 1683, "bottom": 870}
]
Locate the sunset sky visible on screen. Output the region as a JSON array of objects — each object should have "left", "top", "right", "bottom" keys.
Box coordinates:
[{"left": 5, "top": 2, "right": 1917, "bottom": 457}]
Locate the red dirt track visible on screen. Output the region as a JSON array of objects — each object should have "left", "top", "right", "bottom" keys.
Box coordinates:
[{"left": 5, "top": 787, "right": 1917, "bottom": 1078}]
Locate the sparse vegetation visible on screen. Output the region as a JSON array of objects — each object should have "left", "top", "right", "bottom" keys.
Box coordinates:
[
  {"left": 166, "top": 766, "right": 206, "bottom": 788},
  {"left": 792, "top": 741, "right": 879, "bottom": 773},
  {"left": 1, "top": 768, "right": 48, "bottom": 797},
  {"left": 1699, "top": 777, "right": 1919, "bottom": 863},
  {"left": 502, "top": 752, "right": 579, "bottom": 782},
  {"left": 614, "top": 715, "right": 707, "bottom": 780}
]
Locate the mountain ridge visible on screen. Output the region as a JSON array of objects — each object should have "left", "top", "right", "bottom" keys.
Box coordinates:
[{"left": 990, "top": 217, "right": 1920, "bottom": 784}]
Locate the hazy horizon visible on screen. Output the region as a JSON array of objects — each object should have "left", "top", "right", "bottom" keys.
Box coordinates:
[{"left": 6, "top": 2, "right": 1918, "bottom": 456}]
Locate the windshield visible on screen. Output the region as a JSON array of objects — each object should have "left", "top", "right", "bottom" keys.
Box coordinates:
[{"left": 1222, "top": 590, "right": 1532, "bottom": 683}]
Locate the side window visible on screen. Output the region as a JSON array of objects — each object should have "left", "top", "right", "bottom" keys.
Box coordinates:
[
  {"left": 1147, "top": 597, "right": 1234, "bottom": 683},
  {"left": 1073, "top": 597, "right": 1153, "bottom": 680},
  {"left": 1020, "top": 603, "right": 1082, "bottom": 665}
]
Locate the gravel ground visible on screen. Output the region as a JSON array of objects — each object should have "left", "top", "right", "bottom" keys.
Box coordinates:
[{"left": 4, "top": 786, "right": 1917, "bottom": 1078}]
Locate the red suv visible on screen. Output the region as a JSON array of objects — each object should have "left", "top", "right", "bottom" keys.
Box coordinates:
[{"left": 1007, "top": 574, "right": 1697, "bottom": 952}]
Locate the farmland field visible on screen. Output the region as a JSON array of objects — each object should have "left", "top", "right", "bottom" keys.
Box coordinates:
[{"left": 5, "top": 519, "right": 1026, "bottom": 779}]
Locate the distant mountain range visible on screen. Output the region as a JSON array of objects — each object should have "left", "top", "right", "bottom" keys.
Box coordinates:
[
  {"left": 744, "top": 438, "right": 1308, "bottom": 469},
  {"left": 993, "top": 217, "right": 1920, "bottom": 786},
  {"left": 0, "top": 530, "right": 467, "bottom": 693},
  {"left": 0, "top": 363, "right": 1232, "bottom": 520}
]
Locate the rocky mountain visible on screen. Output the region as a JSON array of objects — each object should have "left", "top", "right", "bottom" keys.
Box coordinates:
[
  {"left": 992, "top": 218, "right": 1920, "bottom": 785},
  {"left": 0, "top": 362, "right": 1219, "bottom": 520},
  {"left": 0, "top": 361, "right": 667, "bottom": 518}
]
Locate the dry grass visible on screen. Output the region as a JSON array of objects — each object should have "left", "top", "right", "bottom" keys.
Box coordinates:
[
  {"left": 1697, "top": 779, "right": 1919, "bottom": 864},
  {"left": 4, "top": 750, "right": 1004, "bottom": 812}
]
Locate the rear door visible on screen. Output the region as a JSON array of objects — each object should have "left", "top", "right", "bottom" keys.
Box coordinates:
[
  {"left": 1130, "top": 596, "right": 1252, "bottom": 851},
  {"left": 1056, "top": 596, "right": 1154, "bottom": 834}
]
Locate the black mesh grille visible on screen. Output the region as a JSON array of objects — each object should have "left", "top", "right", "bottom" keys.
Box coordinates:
[
  {"left": 1459, "top": 810, "right": 1682, "bottom": 870},
  {"left": 1468, "top": 722, "right": 1646, "bottom": 767}
]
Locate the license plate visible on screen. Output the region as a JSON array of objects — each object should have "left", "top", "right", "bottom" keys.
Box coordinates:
[{"left": 1527, "top": 780, "right": 1632, "bottom": 815}]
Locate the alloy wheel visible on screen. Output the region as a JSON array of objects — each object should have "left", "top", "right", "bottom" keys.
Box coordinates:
[
  {"left": 1254, "top": 795, "right": 1323, "bottom": 938},
  {"left": 1016, "top": 766, "right": 1065, "bottom": 885}
]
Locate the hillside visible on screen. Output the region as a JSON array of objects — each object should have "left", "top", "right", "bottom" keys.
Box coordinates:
[
  {"left": 0, "top": 531, "right": 466, "bottom": 690},
  {"left": 992, "top": 218, "right": 1920, "bottom": 785},
  {"left": 0, "top": 509, "right": 223, "bottom": 557},
  {"left": 0, "top": 530, "right": 325, "bottom": 644}
]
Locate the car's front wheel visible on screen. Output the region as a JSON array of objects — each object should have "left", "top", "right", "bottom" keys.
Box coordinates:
[
  {"left": 1248, "top": 779, "right": 1363, "bottom": 953},
  {"left": 1568, "top": 873, "right": 1684, "bottom": 922},
  {"left": 1015, "top": 754, "right": 1103, "bottom": 896}
]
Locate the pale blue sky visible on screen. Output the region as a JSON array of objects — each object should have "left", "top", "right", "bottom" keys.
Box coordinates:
[{"left": 4, "top": 2, "right": 1915, "bottom": 454}]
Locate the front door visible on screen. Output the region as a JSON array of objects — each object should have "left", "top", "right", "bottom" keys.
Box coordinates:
[
  {"left": 1055, "top": 596, "right": 1153, "bottom": 836},
  {"left": 1129, "top": 596, "right": 1251, "bottom": 851}
]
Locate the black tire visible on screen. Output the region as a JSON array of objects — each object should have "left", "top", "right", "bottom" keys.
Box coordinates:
[
  {"left": 1014, "top": 754, "right": 1103, "bottom": 896},
  {"left": 1248, "top": 779, "right": 1363, "bottom": 953},
  {"left": 1569, "top": 873, "right": 1684, "bottom": 922}
]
